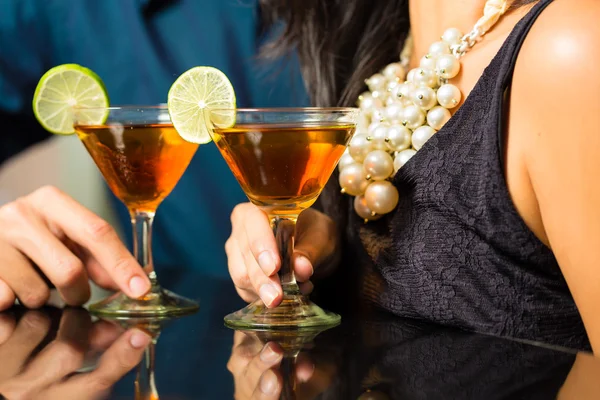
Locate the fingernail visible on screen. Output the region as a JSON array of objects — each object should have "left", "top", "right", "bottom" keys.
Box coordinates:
[
  {"left": 260, "top": 370, "right": 278, "bottom": 395},
  {"left": 295, "top": 255, "right": 314, "bottom": 276},
  {"left": 129, "top": 276, "right": 150, "bottom": 298},
  {"left": 258, "top": 251, "right": 277, "bottom": 275},
  {"left": 298, "top": 363, "right": 315, "bottom": 383},
  {"left": 259, "top": 284, "right": 279, "bottom": 307},
  {"left": 129, "top": 330, "right": 151, "bottom": 349},
  {"left": 260, "top": 343, "right": 282, "bottom": 363}
]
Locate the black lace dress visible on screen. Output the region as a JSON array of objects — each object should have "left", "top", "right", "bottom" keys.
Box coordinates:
[{"left": 315, "top": 0, "right": 590, "bottom": 351}]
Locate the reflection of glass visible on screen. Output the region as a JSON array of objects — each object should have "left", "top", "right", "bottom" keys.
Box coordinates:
[
  {"left": 241, "top": 329, "right": 325, "bottom": 400},
  {"left": 102, "top": 316, "right": 184, "bottom": 400},
  {"left": 73, "top": 106, "right": 199, "bottom": 317},
  {"left": 209, "top": 108, "right": 359, "bottom": 329}
]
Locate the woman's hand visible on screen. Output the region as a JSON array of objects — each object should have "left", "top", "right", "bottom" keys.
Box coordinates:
[
  {"left": 226, "top": 203, "right": 340, "bottom": 308},
  {"left": 0, "top": 307, "right": 150, "bottom": 399},
  {"left": 0, "top": 186, "right": 150, "bottom": 310}
]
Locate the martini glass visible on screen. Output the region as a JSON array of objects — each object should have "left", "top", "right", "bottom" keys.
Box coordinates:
[
  {"left": 208, "top": 107, "right": 359, "bottom": 329},
  {"left": 73, "top": 105, "right": 199, "bottom": 317}
]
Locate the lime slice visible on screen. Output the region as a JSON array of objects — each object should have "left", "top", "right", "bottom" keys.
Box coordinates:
[
  {"left": 32, "top": 64, "right": 109, "bottom": 135},
  {"left": 167, "top": 66, "right": 236, "bottom": 144}
]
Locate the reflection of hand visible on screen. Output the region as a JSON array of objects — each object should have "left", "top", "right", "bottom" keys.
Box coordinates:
[
  {"left": 0, "top": 307, "right": 150, "bottom": 399},
  {"left": 227, "top": 331, "right": 317, "bottom": 399},
  {"left": 0, "top": 186, "right": 150, "bottom": 311},
  {"left": 226, "top": 202, "right": 340, "bottom": 307}
]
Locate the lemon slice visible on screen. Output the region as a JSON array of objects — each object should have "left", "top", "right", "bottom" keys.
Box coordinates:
[
  {"left": 32, "top": 64, "right": 109, "bottom": 135},
  {"left": 167, "top": 66, "right": 236, "bottom": 144}
]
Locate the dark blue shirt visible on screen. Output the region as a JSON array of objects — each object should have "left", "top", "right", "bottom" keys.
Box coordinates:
[{"left": 0, "top": 0, "right": 308, "bottom": 279}]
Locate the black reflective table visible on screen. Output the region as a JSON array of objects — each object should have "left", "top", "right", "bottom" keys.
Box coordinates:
[{"left": 0, "top": 272, "right": 598, "bottom": 400}]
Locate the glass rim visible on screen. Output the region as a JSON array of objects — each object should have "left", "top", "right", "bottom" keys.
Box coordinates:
[
  {"left": 72, "top": 105, "right": 359, "bottom": 113},
  {"left": 72, "top": 104, "right": 168, "bottom": 111},
  {"left": 209, "top": 107, "right": 359, "bottom": 113}
]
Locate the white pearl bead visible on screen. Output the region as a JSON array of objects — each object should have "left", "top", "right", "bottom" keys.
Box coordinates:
[
  {"left": 339, "top": 163, "right": 369, "bottom": 196},
  {"left": 420, "top": 54, "right": 437, "bottom": 70},
  {"left": 391, "top": 83, "right": 414, "bottom": 103},
  {"left": 437, "top": 84, "right": 461, "bottom": 109},
  {"left": 365, "top": 181, "right": 400, "bottom": 214},
  {"left": 366, "top": 73, "right": 387, "bottom": 92},
  {"left": 436, "top": 54, "right": 461, "bottom": 79},
  {"left": 354, "top": 195, "right": 381, "bottom": 221},
  {"left": 358, "top": 92, "right": 371, "bottom": 107},
  {"left": 412, "top": 86, "right": 437, "bottom": 110},
  {"left": 384, "top": 102, "right": 403, "bottom": 123},
  {"left": 383, "top": 63, "right": 406, "bottom": 81},
  {"left": 441, "top": 28, "right": 463, "bottom": 45},
  {"left": 372, "top": 107, "right": 385, "bottom": 122},
  {"left": 387, "top": 80, "right": 399, "bottom": 93},
  {"left": 413, "top": 68, "right": 437, "bottom": 88},
  {"left": 371, "top": 90, "right": 388, "bottom": 103},
  {"left": 402, "top": 105, "right": 426, "bottom": 130},
  {"left": 407, "top": 68, "right": 418, "bottom": 83},
  {"left": 368, "top": 121, "right": 381, "bottom": 134},
  {"left": 429, "top": 41, "right": 451, "bottom": 56},
  {"left": 386, "top": 124, "right": 412, "bottom": 152},
  {"left": 385, "top": 96, "right": 397, "bottom": 106},
  {"left": 368, "top": 124, "right": 390, "bottom": 150},
  {"left": 359, "top": 96, "right": 383, "bottom": 115},
  {"left": 338, "top": 151, "right": 356, "bottom": 171},
  {"left": 411, "top": 126, "right": 436, "bottom": 150},
  {"left": 349, "top": 133, "right": 373, "bottom": 162},
  {"left": 394, "top": 149, "right": 417, "bottom": 171},
  {"left": 427, "top": 106, "right": 452, "bottom": 130},
  {"left": 363, "top": 150, "right": 394, "bottom": 181}
]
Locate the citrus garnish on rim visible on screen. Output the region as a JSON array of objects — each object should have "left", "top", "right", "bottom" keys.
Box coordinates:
[
  {"left": 167, "top": 66, "right": 236, "bottom": 144},
  {"left": 32, "top": 64, "right": 109, "bottom": 135}
]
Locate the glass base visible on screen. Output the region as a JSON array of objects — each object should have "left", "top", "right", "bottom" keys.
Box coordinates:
[
  {"left": 88, "top": 287, "right": 199, "bottom": 317},
  {"left": 224, "top": 293, "right": 341, "bottom": 330}
]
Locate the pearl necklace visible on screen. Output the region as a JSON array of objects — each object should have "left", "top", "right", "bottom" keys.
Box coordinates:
[{"left": 339, "top": 0, "right": 509, "bottom": 222}]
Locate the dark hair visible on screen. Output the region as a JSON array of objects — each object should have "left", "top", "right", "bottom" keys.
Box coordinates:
[{"left": 259, "top": 0, "right": 539, "bottom": 107}]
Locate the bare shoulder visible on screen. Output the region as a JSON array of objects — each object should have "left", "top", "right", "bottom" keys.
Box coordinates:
[
  {"left": 504, "top": 0, "right": 600, "bottom": 248},
  {"left": 510, "top": 0, "right": 600, "bottom": 136},
  {"left": 517, "top": 0, "right": 600, "bottom": 77},
  {"left": 507, "top": 0, "right": 600, "bottom": 354}
]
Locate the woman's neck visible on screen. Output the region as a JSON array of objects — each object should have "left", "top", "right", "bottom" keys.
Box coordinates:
[{"left": 409, "top": 0, "right": 488, "bottom": 63}]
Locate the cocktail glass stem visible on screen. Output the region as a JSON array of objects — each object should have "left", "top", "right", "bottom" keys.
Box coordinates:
[
  {"left": 87, "top": 208, "right": 199, "bottom": 317},
  {"left": 280, "top": 354, "right": 299, "bottom": 400},
  {"left": 135, "top": 338, "right": 159, "bottom": 400},
  {"left": 131, "top": 210, "right": 161, "bottom": 294},
  {"left": 271, "top": 216, "right": 300, "bottom": 296}
]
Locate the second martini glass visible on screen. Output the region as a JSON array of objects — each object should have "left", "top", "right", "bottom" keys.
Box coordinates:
[
  {"left": 208, "top": 107, "right": 359, "bottom": 329},
  {"left": 73, "top": 105, "right": 199, "bottom": 317}
]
